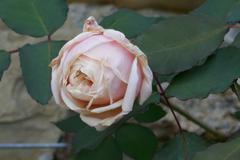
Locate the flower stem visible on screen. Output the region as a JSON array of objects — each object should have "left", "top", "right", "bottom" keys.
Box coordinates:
[
  {"left": 153, "top": 72, "right": 189, "bottom": 160},
  {"left": 152, "top": 72, "right": 227, "bottom": 141}
]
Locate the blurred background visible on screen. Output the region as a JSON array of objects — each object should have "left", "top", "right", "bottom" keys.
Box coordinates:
[
  {"left": 68, "top": 0, "right": 204, "bottom": 12},
  {"left": 1, "top": 0, "right": 240, "bottom": 160}
]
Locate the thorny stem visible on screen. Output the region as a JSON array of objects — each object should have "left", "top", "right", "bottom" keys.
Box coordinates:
[{"left": 153, "top": 72, "right": 189, "bottom": 160}]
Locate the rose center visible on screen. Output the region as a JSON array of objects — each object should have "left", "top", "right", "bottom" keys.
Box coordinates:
[{"left": 74, "top": 70, "right": 93, "bottom": 86}]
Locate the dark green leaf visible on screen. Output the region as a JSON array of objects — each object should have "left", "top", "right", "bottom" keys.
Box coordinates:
[
  {"left": 193, "top": 137, "right": 240, "bottom": 160},
  {"left": 192, "top": 0, "right": 240, "bottom": 21},
  {"left": 73, "top": 126, "right": 108, "bottom": 152},
  {"left": 157, "top": 73, "right": 177, "bottom": 83},
  {"left": 232, "top": 33, "right": 240, "bottom": 48},
  {"left": 135, "top": 15, "right": 226, "bottom": 74},
  {"left": 19, "top": 41, "right": 65, "bottom": 104},
  {"left": 72, "top": 93, "right": 159, "bottom": 152},
  {"left": 100, "top": 9, "right": 159, "bottom": 39},
  {"left": 227, "top": 2, "right": 240, "bottom": 22},
  {"left": 0, "top": 50, "right": 11, "bottom": 80},
  {"left": 115, "top": 123, "right": 158, "bottom": 160},
  {"left": 166, "top": 47, "right": 240, "bottom": 100},
  {"left": 234, "top": 111, "right": 240, "bottom": 120},
  {"left": 75, "top": 137, "right": 122, "bottom": 160},
  {"left": 55, "top": 115, "right": 86, "bottom": 132},
  {"left": 231, "top": 81, "right": 240, "bottom": 101},
  {"left": 154, "top": 133, "right": 209, "bottom": 160},
  {"left": 134, "top": 103, "right": 166, "bottom": 123},
  {"left": 0, "top": 0, "right": 68, "bottom": 37}
]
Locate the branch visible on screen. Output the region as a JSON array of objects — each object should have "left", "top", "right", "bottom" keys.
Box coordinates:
[
  {"left": 8, "top": 49, "right": 19, "bottom": 54},
  {"left": 7, "top": 34, "right": 53, "bottom": 55}
]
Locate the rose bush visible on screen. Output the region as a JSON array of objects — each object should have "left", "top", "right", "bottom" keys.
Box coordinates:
[{"left": 50, "top": 16, "right": 153, "bottom": 130}]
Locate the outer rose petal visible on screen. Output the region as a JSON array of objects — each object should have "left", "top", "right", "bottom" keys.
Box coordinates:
[
  {"left": 122, "top": 58, "right": 141, "bottom": 112},
  {"left": 51, "top": 69, "right": 63, "bottom": 106},
  {"left": 51, "top": 32, "right": 96, "bottom": 107},
  {"left": 80, "top": 112, "right": 126, "bottom": 131},
  {"left": 103, "top": 29, "right": 153, "bottom": 104},
  {"left": 90, "top": 99, "right": 123, "bottom": 113}
]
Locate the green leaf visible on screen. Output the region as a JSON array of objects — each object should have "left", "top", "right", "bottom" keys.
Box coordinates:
[
  {"left": 72, "top": 93, "right": 160, "bottom": 152},
  {"left": 73, "top": 126, "right": 109, "bottom": 152},
  {"left": 134, "top": 103, "right": 166, "bottom": 123},
  {"left": 0, "top": 0, "right": 68, "bottom": 37},
  {"left": 227, "top": 2, "right": 240, "bottom": 22},
  {"left": 135, "top": 15, "right": 226, "bottom": 74},
  {"left": 154, "top": 133, "right": 209, "bottom": 160},
  {"left": 193, "top": 137, "right": 240, "bottom": 160},
  {"left": 0, "top": 50, "right": 11, "bottom": 80},
  {"left": 56, "top": 116, "right": 111, "bottom": 153},
  {"left": 75, "top": 137, "right": 122, "bottom": 160},
  {"left": 232, "top": 34, "right": 240, "bottom": 48},
  {"left": 192, "top": 0, "right": 240, "bottom": 21},
  {"left": 234, "top": 111, "right": 240, "bottom": 120},
  {"left": 19, "top": 41, "right": 65, "bottom": 104},
  {"left": 115, "top": 123, "right": 158, "bottom": 160},
  {"left": 57, "top": 115, "right": 111, "bottom": 152},
  {"left": 166, "top": 47, "right": 240, "bottom": 100},
  {"left": 100, "top": 9, "right": 159, "bottom": 39},
  {"left": 231, "top": 81, "right": 240, "bottom": 101},
  {"left": 55, "top": 115, "right": 86, "bottom": 132}
]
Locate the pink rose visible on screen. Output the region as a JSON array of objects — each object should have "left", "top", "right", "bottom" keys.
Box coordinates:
[{"left": 50, "top": 17, "right": 153, "bottom": 130}]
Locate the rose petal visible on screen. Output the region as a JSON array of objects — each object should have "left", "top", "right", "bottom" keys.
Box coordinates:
[
  {"left": 61, "top": 88, "right": 84, "bottom": 113},
  {"left": 50, "top": 32, "right": 95, "bottom": 68},
  {"left": 80, "top": 112, "right": 126, "bottom": 131},
  {"left": 103, "top": 28, "right": 153, "bottom": 105},
  {"left": 122, "top": 58, "right": 141, "bottom": 112},
  {"left": 83, "top": 16, "right": 104, "bottom": 33},
  {"left": 138, "top": 58, "right": 153, "bottom": 105},
  {"left": 62, "top": 35, "right": 113, "bottom": 78},
  {"left": 83, "top": 41, "right": 134, "bottom": 83},
  {"left": 90, "top": 99, "right": 123, "bottom": 113},
  {"left": 50, "top": 32, "right": 96, "bottom": 106}
]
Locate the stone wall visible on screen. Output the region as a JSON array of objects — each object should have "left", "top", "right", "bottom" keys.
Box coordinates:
[{"left": 0, "top": 3, "right": 240, "bottom": 160}]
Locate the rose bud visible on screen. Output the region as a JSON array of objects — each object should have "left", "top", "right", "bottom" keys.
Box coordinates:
[{"left": 50, "top": 16, "right": 153, "bottom": 130}]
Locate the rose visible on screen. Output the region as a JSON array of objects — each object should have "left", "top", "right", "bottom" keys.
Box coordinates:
[{"left": 50, "top": 16, "right": 153, "bottom": 130}]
